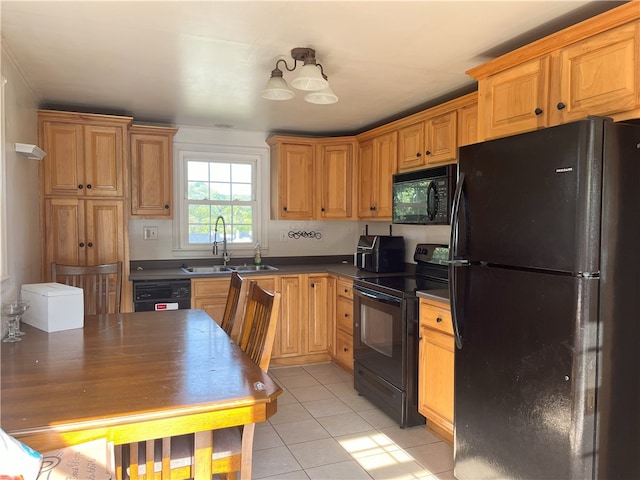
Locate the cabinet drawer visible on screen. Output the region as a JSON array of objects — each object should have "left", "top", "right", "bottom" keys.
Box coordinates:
[
  {"left": 192, "top": 278, "right": 230, "bottom": 297},
  {"left": 337, "top": 278, "right": 353, "bottom": 299},
  {"left": 335, "top": 329, "right": 354, "bottom": 369},
  {"left": 419, "top": 299, "right": 453, "bottom": 335},
  {"left": 336, "top": 296, "right": 353, "bottom": 333}
]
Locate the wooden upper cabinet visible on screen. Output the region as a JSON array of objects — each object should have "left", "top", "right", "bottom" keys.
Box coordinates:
[
  {"left": 268, "top": 135, "right": 356, "bottom": 221},
  {"left": 478, "top": 56, "right": 550, "bottom": 140},
  {"left": 130, "top": 125, "right": 178, "bottom": 218},
  {"left": 398, "top": 111, "right": 458, "bottom": 171},
  {"left": 357, "top": 131, "right": 397, "bottom": 219},
  {"left": 552, "top": 22, "right": 640, "bottom": 124},
  {"left": 268, "top": 138, "right": 315, "bottom": 220},
  {"left": 425, "top": 110, "right": 457, "bottom": 166},
  {"left": 39, "top": 111, "right": 132, "bottom": 197},
  {"left": 470, "top": 3, "right": 639, "bottom": 140},
  {"left": 316, "top": 140, "right": 355, "bottom": 220},
  {"left": 398, "top": 121, "right": 425, "bottom": 171},
  {"left": 458, "top": 101, "right": 479, "bottom": 147}
]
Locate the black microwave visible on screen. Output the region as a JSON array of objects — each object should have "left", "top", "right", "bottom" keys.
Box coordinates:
[{"left": 392, "top": 164, "right": 457, "bottom": 225}]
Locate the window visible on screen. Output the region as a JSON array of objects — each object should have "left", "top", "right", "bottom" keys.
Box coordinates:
[
  {"left": 175, "top": 145, "right": 268, "bottom": 254},
  {"left": 0, "top": 76, "right": 7, "bottom": 281}
]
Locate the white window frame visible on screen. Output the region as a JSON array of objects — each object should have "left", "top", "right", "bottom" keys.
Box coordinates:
[
  {"left": 173, "top": 143, "right": 269, "bottom": 256},
  {"left": 0, "top": 76, "right": 8, "bottom": 282}
]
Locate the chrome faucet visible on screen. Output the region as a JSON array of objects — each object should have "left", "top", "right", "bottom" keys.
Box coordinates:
[{"left": 213, "top": 215, "right": 230, "bottom": 265}]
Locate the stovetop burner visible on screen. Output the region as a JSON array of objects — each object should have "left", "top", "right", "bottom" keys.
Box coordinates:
[{"left": 354, "top": 243, "right": 449, "bottom": 298}]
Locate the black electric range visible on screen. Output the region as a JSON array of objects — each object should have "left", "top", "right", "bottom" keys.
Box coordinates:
[
  {"left": 352, "top": 244, "right": 449, "bottom": 428},
  {"left": 354, "top": 244, "right": 449, "bottom": 298}
]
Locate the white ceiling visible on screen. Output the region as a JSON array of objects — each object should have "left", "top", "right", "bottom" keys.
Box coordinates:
[{"left": 0, "top": 1, "right": 626, "bottom": 135}]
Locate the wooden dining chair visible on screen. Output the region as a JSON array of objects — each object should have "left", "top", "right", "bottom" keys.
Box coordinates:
[
  {"left": 220, "top": 271, "right": 255, "bottom": 343},
  {"left": 51, "top": 262, "right": 122, "bottom": 315},
  {"left": 121, "top": 282, "right": 281, "bottom": 480}
]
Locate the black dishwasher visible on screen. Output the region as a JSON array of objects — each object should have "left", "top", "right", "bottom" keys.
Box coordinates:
[{"left": 133, "top": 280, "right": 191, "bottom": 312}]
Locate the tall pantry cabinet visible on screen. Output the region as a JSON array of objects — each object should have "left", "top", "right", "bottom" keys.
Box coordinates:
[{"left": 38, "top": 110, "right": 133, "bottom": 311}]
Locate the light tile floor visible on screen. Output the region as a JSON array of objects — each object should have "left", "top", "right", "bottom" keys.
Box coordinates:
[{"left": 253, "top": 363, "right": 455, "bottom": 480}]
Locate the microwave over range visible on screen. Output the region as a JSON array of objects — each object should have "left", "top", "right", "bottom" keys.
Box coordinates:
[{"left": 392, "top": 164, "right": 457, "bottom": 225}]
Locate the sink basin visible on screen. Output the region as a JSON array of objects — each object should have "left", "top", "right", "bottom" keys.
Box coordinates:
[
  {"left": 229, "top": 265, "right": 278, "bottom": 272},
  {"left": 181, "top": 266, "right": 233, "bottom": 274}
]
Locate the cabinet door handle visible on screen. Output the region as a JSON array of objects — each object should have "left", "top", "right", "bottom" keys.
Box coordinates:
[
  {"left": 419, "top": 336, "right": 423, "bottom": 341},
  {"left": 164, "top": 204, "right": 170, "bottom": 209},
  {"left": 425, "top": 150, "right": 431, "bottom": 156},
  {"left": 534, "top": 107, "right": 543, "bottom": 116},
  {"left": 321, "top": 207, "right": 325, "bottom": 212},
  {"left": 79, "top": 242, "right": 85, "bottom": 247},
  {"left": 78, "top": 184, "right": 84, "bottom": 190},
  {"left": 436, "top": 317, "right": 442, "bottom": 323},
  {"left": 371, "top": 206, "right": 377, "bottom": 211},
  {"left": 87, "top": 242, "right": 93, "bottom": 248},
  {"left": 416, "top": 152, "right": 422, "bottom": 157},
  {"left": 343, "top": 347, "right": 349, "bottom": 352},
  {"left": 86, "top": 184, "right": 92, "bottom": 189},
  {"left": 344, "top": 289, "right": 349, "bottom": 294},
  {"left": 344, "top": 313, "right": 350, "bottom": 318},
  {"left": 556, "top": 102, "right": 566, "bottom": 110},
  {"left": 283, "top": 206, "right": 287, "bottom": 212}
]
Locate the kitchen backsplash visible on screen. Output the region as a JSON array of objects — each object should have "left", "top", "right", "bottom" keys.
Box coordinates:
[{"left": 129, "top": 218, "right": 449, "bottom": 263}]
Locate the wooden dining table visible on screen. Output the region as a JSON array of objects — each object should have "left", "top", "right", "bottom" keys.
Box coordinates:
[{"left": 1, "top": 309, "right": 282, "bottom": 479}]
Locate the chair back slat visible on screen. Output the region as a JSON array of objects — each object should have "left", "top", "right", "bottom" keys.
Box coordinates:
[
  {"left": 220, "top": 272, "right": 255, "bottom": 343},
  {"left": 51, "top": 262, "right": 122, "bottom": 315},
  {"left": 237, "top": 282, "right": 281, "bottom": 371}
]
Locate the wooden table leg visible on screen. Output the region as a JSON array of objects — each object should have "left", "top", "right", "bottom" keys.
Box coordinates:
[{"left": 193, "top": 430, "right": 213, "bottom": 479}]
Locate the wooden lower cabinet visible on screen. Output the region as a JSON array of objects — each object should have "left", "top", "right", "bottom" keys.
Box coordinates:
[
  {"left": 192, "top": 275, "right": 277, "bottom": 327},
  {"left": 332, "top": 276, "right": 354, "bottom": 372},
  {"left": 44, "top": 197, "right": 125, "bottom": 278},
  {"left": 192, "top": 273, "right": 334, "bottom": 366},
  {"left": 272, "top": 273, "right": 333, "bottom": 365},
  {"left": 418, "top": 297, "right": 454, "bottom": 444}
]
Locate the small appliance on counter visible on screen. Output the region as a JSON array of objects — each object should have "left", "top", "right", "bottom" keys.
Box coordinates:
[
  {"left": 21, "top": 282, "right": 84, "bottom": 332},
  {"left": 354, "top": 225, "right": 405, "bottom": 273}
]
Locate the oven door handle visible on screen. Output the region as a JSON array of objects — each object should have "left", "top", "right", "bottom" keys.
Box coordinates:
[{"left": 354, "top": 287, "right": 402, "bottom": 305}]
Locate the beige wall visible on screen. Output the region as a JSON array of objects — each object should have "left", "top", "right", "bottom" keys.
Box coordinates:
[{"left": 1, "top": 47, "right": 42, "bottom": 320}]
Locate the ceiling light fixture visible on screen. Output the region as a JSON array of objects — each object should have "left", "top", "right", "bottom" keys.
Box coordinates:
[{"left": 262, "top": 47, "right": 338, "bottom": 104}]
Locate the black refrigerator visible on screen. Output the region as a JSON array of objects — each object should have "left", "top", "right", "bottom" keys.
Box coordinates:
[{"left": 450, "top": 117, "right": 640, "bottom": 479}]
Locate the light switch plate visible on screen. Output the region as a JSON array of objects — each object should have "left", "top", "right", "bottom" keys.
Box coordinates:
[{"left": 143, "top": 226, "right": 158, "bottom": 240}]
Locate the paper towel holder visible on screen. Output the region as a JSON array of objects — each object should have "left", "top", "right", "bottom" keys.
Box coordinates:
[{"left": 15, "top": 143, "right": 46, "bottom": 160}]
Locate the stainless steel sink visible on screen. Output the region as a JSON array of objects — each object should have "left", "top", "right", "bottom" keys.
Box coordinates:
[
  {"left": 181, "top": 266, "right": 233, "bottom": 274},
  {"left": 229, "top": 265, "right": 278, "bottom": 272}
]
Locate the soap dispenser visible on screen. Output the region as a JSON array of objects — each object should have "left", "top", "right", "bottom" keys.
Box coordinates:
[{"left": 254, "top": 243, "right": 262, "bottom": 265}]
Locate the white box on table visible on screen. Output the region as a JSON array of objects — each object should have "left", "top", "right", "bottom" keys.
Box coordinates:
[{"left": 21, "top": 283, "right": 84, "bottom": 332}]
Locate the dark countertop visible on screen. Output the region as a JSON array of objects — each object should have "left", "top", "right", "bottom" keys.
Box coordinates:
[
  {"left": 129, "top": 256, "right": 366, "bottom": 282},
  {"left": 417, "top": 289, "right": 450, "bottom": 303}
]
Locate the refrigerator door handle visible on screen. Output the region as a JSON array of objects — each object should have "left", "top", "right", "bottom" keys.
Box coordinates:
[{"left": 449, "top": 171, "right": 466, "bottom": 349}]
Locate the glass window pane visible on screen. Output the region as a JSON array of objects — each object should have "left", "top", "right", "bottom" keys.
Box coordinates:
[
  {"left": 211, "top": 182, "right": 231, "bottom": 200},
  {"left": 233, "top": 224, "right": 253, "bottom": 243},
  {"left": 189, "top": 224, "right": 212, "bottom": 244},
  {"left": 211, "top": 163, "right": 231, "bottom": 182},
  {"left": 188, "top": 204, "right": 211, "bottom": 224},
  {"left": 231, "top": 183, "right": 252, "bottom": 201},
  {"left": 232, "top": 163, "right": 252, "bottom": 182},
  {"left": 188, "top": 181, "right": 209, "bottom": 200},
  {"left": 188, "top": 161, "right": 210, "bottom": 181}
]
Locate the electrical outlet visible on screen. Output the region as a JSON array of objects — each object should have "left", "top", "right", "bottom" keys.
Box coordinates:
[
  {"left": 143, "top": 226, "right": 158, "bottom": 240},
  {"left": 279, "top": 231, "right": 288, "bottom": 242}
]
